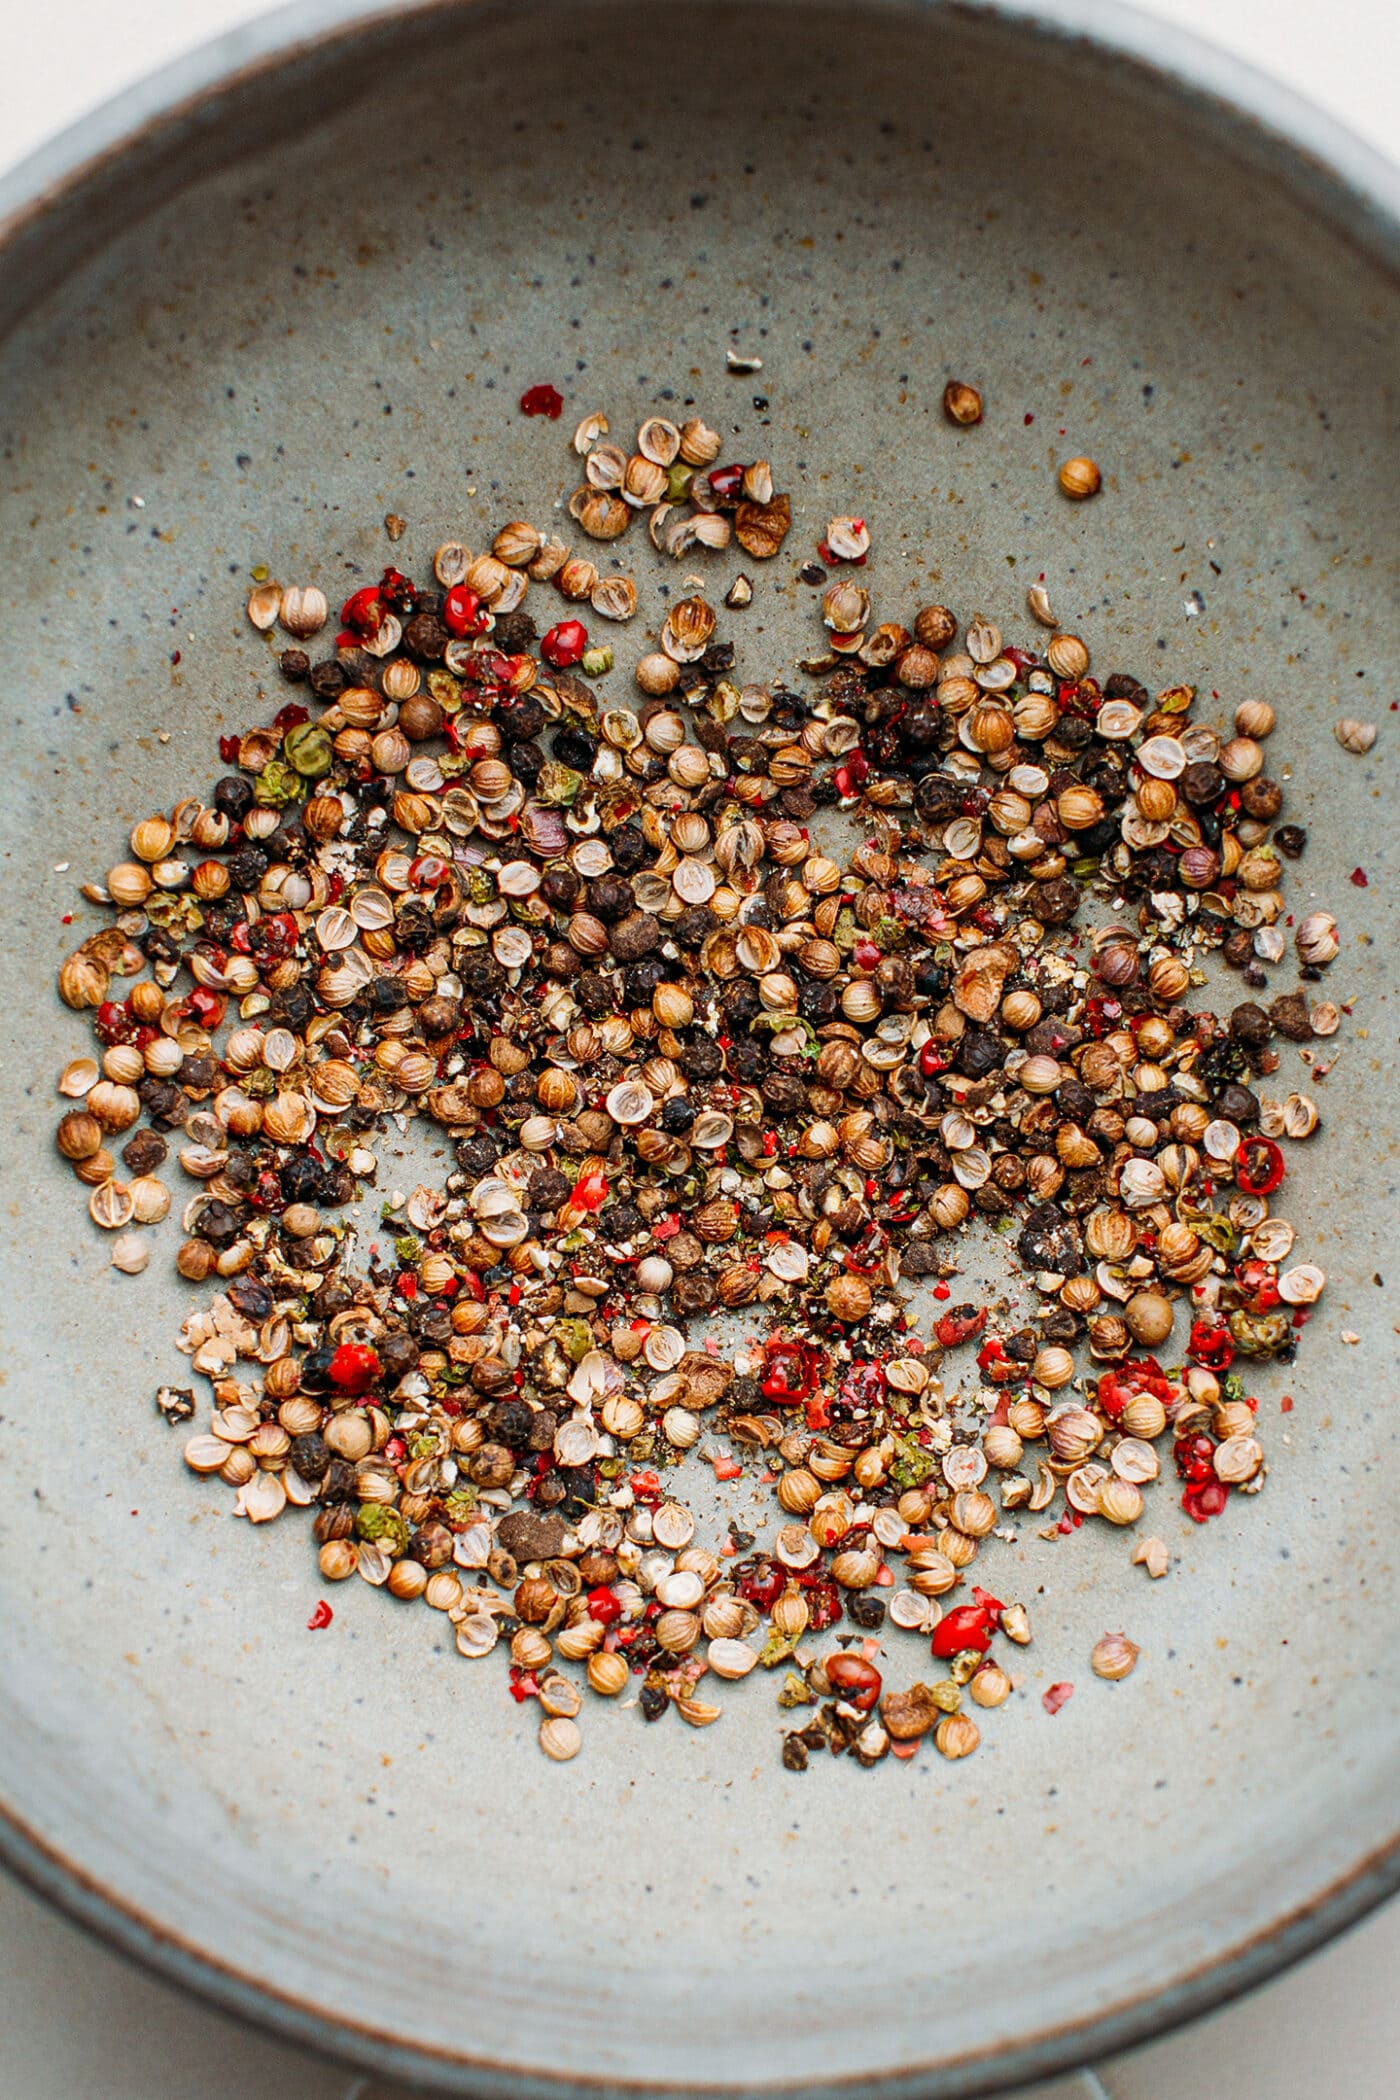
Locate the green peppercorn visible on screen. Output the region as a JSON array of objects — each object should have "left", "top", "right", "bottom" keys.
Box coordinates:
[
  {"left": 254, "top": 757, "right": 306, "bottom": 807},
  {"left": 356, "top": 1504, "right": 409, "bottom": 1554},
  {"left": 283, "top": 719, "right": 334, "bottom": 777}
]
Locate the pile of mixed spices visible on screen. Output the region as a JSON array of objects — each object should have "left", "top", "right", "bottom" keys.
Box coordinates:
[{"left": 53, "top": 395, "right": 1348, "bottom": 1767}]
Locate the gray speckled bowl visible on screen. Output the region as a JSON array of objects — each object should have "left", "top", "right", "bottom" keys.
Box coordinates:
[{"left": 0, "top": 2, "right": 1396, "bottom": 2093}]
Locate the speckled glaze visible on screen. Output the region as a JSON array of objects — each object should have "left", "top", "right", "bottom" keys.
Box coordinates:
[{"left": 0, "top": 3, "right": 1396, "bottom": 2094}]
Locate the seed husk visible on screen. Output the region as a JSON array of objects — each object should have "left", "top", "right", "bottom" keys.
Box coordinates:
[
  {"left": 1091, "top": 1631, "right": 1140, "bottom": 1681},
  {"left": 539, "top": 1716, "right": 582, "bottom": 1761}
]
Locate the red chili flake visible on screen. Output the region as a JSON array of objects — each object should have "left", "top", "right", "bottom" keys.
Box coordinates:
[
  {"left": 1042, "top": 1682, "right": 1074, "bottom": 1715},
  {"left": 1188, "top": 1317, "right": 1235, "bottom": 1370},
  {"left": 1096, "top": 1357, "right": 1173, "bottom": 1420},
  {"left": 630, "top": 1469, "right": 662, "bottom": 1503},
  {"left": 94, "top": 999, "right": 135, "bottom": 1046},
  {"left": 935, "top": 1306, "right": 986, "bottom": 1349},
  {"left": 508, "top": 1669, "right": 541, "bottom": 1703},
  {"left": 542, "top": 619, "right": 588, "bottom": 668},
  {"left": 1024, "top": 412, "right": 1034, "bottom": 424},
  {"left": 587, "top": 1585, "right": 623, "bottom": 1626},
  {"left": 443, "top": 583, "right": 487, "bottom": 638},
  {"left": 218, "top": 733, "right": 241, "bottom": 762},
  {"left": 340, "top": 584, "right": 383, "bottom": 637},
  {"left": 1175, "top": 1432, "right": 1218, "bottom": 1488},
  {"left": 186, "top": 988, "right": 227, "bottom": 1030},
  {"left": 378, "top": 566, "right": 415, "bottom": 612},
  {"left": 60, "top": 913, "right": 73, "bottom": 925},
  {"left": 931, "top": 1604, "right": 995, "bottom": 1658},
  {"left": 932, "top": 1281, "right": 951, "bottom": 1301},
  {"left": 519, "top": 383, "right": 564, "bottom": 418},
  {"left": 1183, "top": 1480, "right": 1230, "bottom": 1523},
  {"left": 170, "top": 649, "right": 181, "bottom": 665},
  {"left": 708, "top": 463, "right": 747, "bottom": 500},
  {"left": 572, "top": 1169, "right": 609, "bottom": 1212},
  {"left": 328, "top": 1342, "right": 380, "bottom": 1394},
  {"left": 761, "top": 1338, "right": 820, "bottom": 1404},
  {"left": 711, "top": 1454, "right": 743, "bottom": 1482},
  {"left": 1235, "top": 1258, "right": 1281, "bottom": 1311},
  {"left": 1350, "top": 867, "right": 1369, "bottom": 887},
  {"left": 1281, "top": 1395, "right": 1294, "bottom": 1413},
  {"left": 395, "top": 1272, "right": 418, "bottom": 1299},
  {"left": 826, "top": 1654, "right": 882, "bottom": 1710},
  {"left": 306, "top": 1601, "right": 334, "bottom": 1630}
]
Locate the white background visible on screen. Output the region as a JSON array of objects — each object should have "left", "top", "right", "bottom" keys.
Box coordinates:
[{"left": 0, "top": 4, "right": 1395, "bottom": 2099}]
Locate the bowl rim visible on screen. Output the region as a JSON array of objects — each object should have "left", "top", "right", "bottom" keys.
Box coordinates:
[{"left": 1, "top": 1, "right": 1397, "bottom": 2092}]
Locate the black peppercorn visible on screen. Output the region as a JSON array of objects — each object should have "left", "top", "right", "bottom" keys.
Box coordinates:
[
  {"left": 308, "top": 658, "right": 346, "bottom": 700},
  {"left": 225, "top": 847, "right": 268, "bottom": 891},
  {"left": 320, "top": 1458, "right": 358, "bottom": 1503},
  {"left": 138, "top": 1081, "right": 187, "bottom": 1128},
  {"left": 640, "top": 1681, "right": 669, "bottom": 1722},
  {"left": 492, "top": 610, "right": 538, "bottom": 656},
  {"left": 609, "top": 825, "right": 649, "bottom": 873},
  {"left": 488, "top": 1400, "right": 535, "bottom": 1450},
  {"left": 121, "top": 1128, "right": 168, "bottom": 1175},
  {"left": 377, "top": 1332, "right": 420, "bottom": 1379},
  {"left": 1240, "top": 776, "right": 1283, "bottom": 821},
  {"left": 212, "top": 774, "right": 255, "bottom": 822},
  {"left": 291, "top": 1433, "right": 329, "bottom": 1479},
  {"left": 1181, "top": 760, "right": 1223, "bottom": 807},
  {"left": 1229, "top": 1001, "right": 1273, "bottom": 1047},
  {"left": 402, "top": 611, "right": 449, "bottom": 661},
  {"left": 553, "top": 726, "right": 598, "bottom": 772}
]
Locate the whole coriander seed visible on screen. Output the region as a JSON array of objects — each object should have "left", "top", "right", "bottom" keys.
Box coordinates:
[
  {"left": 942, "top": 380, "right": 983, "bottom": 425},
  {"left": 1058, "top": 455, "right": 1102, "bottom": 499}
]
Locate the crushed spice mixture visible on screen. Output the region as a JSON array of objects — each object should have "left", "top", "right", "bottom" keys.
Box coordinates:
[{"left": 53, "top": 396, "right": 1346, "bottom": 1767}]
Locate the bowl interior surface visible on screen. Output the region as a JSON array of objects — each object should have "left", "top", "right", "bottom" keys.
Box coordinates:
[{"left": 0, "top": 3, "right": 1397, "bottom": 2092}]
